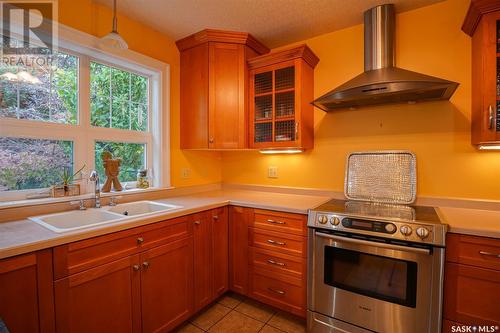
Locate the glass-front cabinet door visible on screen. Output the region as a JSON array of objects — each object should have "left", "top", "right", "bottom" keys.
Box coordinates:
[{"left": 251, "top": 62, "right": 298, "bottom": 148}]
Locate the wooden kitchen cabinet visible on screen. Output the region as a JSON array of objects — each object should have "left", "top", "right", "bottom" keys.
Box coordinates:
[
  {"left": 176, "top": 29, "right": 269, "bottom": 149},
  {"left": 0, "top": 250, "right": 54, "bottom": 333},
  {"left": 248, "top": 45, "right": 319, "bottom": 150},
  {"left": 212, "top": 207, "right": 229, "bottom": 298},
  {"left": 443, "top": 233, "right": 500, "bottom": 330},
  {"left": 54, "top": 255, "right": 142, "bottom": 333},
  {"left": 54, "top": 216, "right": 194, "bottom": 333},
  {"left": 140, "top": 237, "right": 194, "bottom": 332},
  {"left": 462, "top": 1, "right": 500, "bottom": 146},
  {"left": 228, "top": 206, "right": 252, "bottom": 295},
  {"left": 193, "top": 207, "right": 230, "bottom": 310}
]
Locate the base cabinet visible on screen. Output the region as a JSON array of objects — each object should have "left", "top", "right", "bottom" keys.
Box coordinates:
[
  {"left": 0, "top": 250, "right": 54, "bottom": 333},
  {"left": 54, "top": 255, "right": 141, "bottom": 333},
  {"left": 193, "top": 207, "right": 229, "bottom": 311},
  {"left": 228, "top": 206, "right": 251, "bottom": 295},
  {"left": 443, "top": 233, "right": 500, "bottom": 331}
]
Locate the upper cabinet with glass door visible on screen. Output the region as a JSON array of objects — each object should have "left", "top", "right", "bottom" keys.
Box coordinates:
[
  {"left": 248, "top": 45, "right": 319, "bottom": 150},
  {"left": 463, "top": 0, "right": 500, "bottom": 148}
]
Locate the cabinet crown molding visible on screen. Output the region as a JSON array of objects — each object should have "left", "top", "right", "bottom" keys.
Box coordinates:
[
  {"left": 462, "top": 0, "right": 500, "bottom": 36},
  {"left": 247, "top": 44, "right": 319, "bottom": 69},
  {"left": 176, "top": 29, "right": 269, "bottom": 55}
]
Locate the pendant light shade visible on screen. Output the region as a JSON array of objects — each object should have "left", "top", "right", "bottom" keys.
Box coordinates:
[{"left": 100, "top": 0, "right": 128, "bottom": 50}]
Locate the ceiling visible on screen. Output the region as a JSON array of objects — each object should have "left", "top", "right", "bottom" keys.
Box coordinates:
[{"left": 95, "top": 0, "right": 445, "bottom": 48}]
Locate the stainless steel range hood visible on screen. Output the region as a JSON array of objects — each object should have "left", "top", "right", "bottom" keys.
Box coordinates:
[{"left": 312, "top": 4, "right": 459, "bottom": 111}]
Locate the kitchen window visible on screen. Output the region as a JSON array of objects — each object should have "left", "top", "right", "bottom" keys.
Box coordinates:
[{"left": 0, "top": 29, "right": 169, "bottom": 202}]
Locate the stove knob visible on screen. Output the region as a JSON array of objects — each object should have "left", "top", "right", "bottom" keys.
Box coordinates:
[
  {"left": 400, "top": 225, "right": 413, "bottom": 236},
  {"left": 318, "top": 215, "right": 328, "bottom": 224},
  {"left": 384, "top": 223, "right": 396, "bottom": 233},
  {"left": 416, "top": 227, "right": 430, "bottom": 239},
  {"left": 330, "top": 216, "right": 340, "bottom": 226}
]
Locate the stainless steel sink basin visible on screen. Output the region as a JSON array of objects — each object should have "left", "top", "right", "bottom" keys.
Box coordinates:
[
  {"left": 29, "top": 200, "right": 183, "bottom": 233},
  {"left": 107, "top": 201, "right": 182, "bottom": 217},
  {"left": 29, "top": 209, "right": 124, "bottom": 233}
]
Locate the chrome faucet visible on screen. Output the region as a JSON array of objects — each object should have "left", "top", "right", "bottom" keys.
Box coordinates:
[{"left": 89, "top": 170, "right": 101, "bottom": 208}]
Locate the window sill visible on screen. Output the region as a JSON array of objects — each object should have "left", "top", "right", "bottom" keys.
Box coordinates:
[{"left": 0, "top": 187, "right": 172, "bottom": 210}]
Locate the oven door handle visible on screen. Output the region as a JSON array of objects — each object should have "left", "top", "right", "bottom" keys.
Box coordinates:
[{"left": 315, "top": 232, "right": 431, "bottom": 255}]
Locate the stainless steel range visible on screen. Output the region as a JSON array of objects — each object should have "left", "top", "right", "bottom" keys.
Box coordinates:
[{"left": 307, "top": 200, "right": 447, "bottom": 333}]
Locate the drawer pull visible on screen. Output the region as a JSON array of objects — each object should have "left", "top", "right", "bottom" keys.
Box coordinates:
[
  {"left": 194, "top": 221, "right": 201, "bottom": 225},
  {"left": 267, "top": 219, "right": 286, "bottom": 225},
  {"left": 132, "top": 264, "right": 141, "bottom": 271},
  {"left": 137, "top": 237, "right": 144, "bottom": 245},
  {"left": 213, "top": 215, "right": 219, "bottom": 220},
  {"left": 142, "top": 261, "right": 150, "bottom": 269},
  {"left": 268, "top": 287, "right": 286, "bottom": 295},
  {"left": 267, "top": 259, "right": 286, "bottom": 267},
  {"left": 267, "top": 239, "right": 286, "bottom": 246},
  {"left": 479, "top": 251, "right": 500, "bottom": 259}
]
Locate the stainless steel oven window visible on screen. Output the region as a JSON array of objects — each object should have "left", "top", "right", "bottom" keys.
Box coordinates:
[{"left": 323, "top": 246, "right": 418, "bottom": 307}]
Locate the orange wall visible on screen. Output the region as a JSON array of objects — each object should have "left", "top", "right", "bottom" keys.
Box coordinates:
[
  {"left": 222, "top": 0, "right": 500, "bottom": 201},
  {"left": 58, "top": 0, "right": 222, "bottom": 187}
]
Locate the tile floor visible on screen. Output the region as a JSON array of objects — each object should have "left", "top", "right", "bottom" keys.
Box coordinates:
[{"left": 175, "top": 293, "right": 306, "bottom": 333}]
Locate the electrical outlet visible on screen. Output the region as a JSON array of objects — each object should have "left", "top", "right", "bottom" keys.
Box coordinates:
[
  {"left": 268, "top": 166, "right": 278, "bottom": 178},
  {"left": 181, "top": 168, "right": 191, "bottom": 179}
]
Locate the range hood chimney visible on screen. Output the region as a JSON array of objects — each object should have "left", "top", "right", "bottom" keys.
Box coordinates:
[{"left": 312, "top": 4, "right": 459, "bottom": 111}]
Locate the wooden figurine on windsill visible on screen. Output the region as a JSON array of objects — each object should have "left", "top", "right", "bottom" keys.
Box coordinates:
[{"left": 101, "top": 151, "right": 123, "bottom": 192}]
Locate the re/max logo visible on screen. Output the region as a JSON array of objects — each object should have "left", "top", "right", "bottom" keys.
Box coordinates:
[{"left": 451, "top": 326, "right": 499, "bottom": 333}]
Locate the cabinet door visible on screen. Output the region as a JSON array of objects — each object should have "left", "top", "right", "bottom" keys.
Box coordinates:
[
  {"left": 140, "top": 237, "right": 194, "bottom": 333},
  {"left": 54, "top": 255, "right": 141, "bottom": 333},
  {"left": 212, "top": 207, "right": 229, "bottom": 297},
  {"left": 208, "top": 42, "right": 247, "bottom": 149},
  {"left": 444, "top": 262, "right": 500, "bottom": 326},
  {"left": 180, "top": 43, "right": 209, "bottom": 149},
  {"left": 0, "top": 250, "right": 54, "bottom": 333},
  {"left": 228, "top": 206, "right": 252, "bottom": 295},
  {"left": 193, "top": 212, "right": 213, "bottom": 310}
]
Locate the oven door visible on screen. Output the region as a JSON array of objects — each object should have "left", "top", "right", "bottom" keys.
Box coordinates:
[{"left": 308, "top": 229, "right": 443, "bottom": 333}]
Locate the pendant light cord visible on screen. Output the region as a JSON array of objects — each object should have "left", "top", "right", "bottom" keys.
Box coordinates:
[{"left": 112, "top": 0, "right": 118, "bottom": 32}]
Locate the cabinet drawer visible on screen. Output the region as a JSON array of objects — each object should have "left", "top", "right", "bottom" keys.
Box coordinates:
[
  {"left": 248, "top": 227, "right": 306, "bottom": 257},
  {"left": 444, "top": 262, "right": 500, "bottom": 326},
  {"left": 249, "top": 267, "right": 305, "bottom": 317},
  {"left": 249, "top": 246, "right": 305, "bottom": 279},
  {"left": 54, "top": 216, "right": 191, "bottom": 279},
  {"left": 252, "top": 210, "right": 307, "bottom": 236},
  {"left": 446, "top": 233, "right": 500, "bottom": 271}
]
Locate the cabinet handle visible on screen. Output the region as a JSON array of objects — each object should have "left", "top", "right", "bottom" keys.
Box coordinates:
[
  {"left": 267, "top": 239, "right": 286, "bottom": 246},
  {"left": 132, "top": 264, "right": 141, "bottom": 271},
  {"left": 267, "top": 219, "right": 286, "bottom": 225},
  {"left": 142, "top": 261, "right": 150, "bottom": 269},
  {"left": 194, "top": 221, "right": 201, "bottom": 225},
  {"left": 479, "top": 251, "right": 500, "bottom": 259},
  {"left": 213, "top": 215, "right": 219, "bottom": 221},
  {"left": 209, "top": 137, "right": 214, "bottom": 144},
  {"left": 488, "top": 105, "right": 494, "bottom": 129},
  {"left": 295, "top": 122, "right": 299, "bottom": 140},
  {"left": 267, "top": 259, "right": 286, "bottom": 267},
  {"left": 268, "top": 288, "right": 286, "bottom": 295},
  {"left": 137, "top": 237, "right": 144, "bottom": 245}
]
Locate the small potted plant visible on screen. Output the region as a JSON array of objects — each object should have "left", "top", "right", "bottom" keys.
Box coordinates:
[{"left": 52, "top": 164, "right": 86, "bottom": 197}]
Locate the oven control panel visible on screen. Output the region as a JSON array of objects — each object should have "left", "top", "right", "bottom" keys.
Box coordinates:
[
  {"left": 308, "top": 211, "right": 446, "bottom": 246},
  {"left": 342, "top": 218, "right": 397, "bottom": 234}
]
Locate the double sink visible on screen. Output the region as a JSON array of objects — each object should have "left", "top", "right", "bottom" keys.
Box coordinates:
[{"left": 29, "top": 201, "right": 183, "bottom": 233}]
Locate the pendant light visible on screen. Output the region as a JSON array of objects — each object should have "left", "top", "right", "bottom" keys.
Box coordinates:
[{"left": 100, "top": 0, "right": 128, "bottom": 50}]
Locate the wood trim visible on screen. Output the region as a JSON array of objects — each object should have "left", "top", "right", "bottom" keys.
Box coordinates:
[
  {"left": 462, "top": 0, "right": 500, "bottom": 36},
  {"left": 248, "top": 44, "right": 319, "bottom": 69},
  {"left": 0, "top": 252, "right": 36, "bottom": 274},
  {"left": 176, "top": 29, "right": 269, "bottom": 55},
  {"left": 36, "top": 249, "right": 55, "bottom": 333}
]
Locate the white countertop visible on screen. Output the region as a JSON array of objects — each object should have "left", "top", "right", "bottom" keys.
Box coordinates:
[
  {"left": 0, "top": 189, "right": 331, "bottom": 260},
  {"left": 437, "top": 206, "right": 500, "bottom": 239},
  {"left": 1, "top": 187, "right": 499, "bottom": 260}
]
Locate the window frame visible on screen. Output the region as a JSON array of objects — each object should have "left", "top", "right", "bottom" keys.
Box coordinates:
[{"left": 0, "top": 21, "right": 170, "bottom": 202}]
